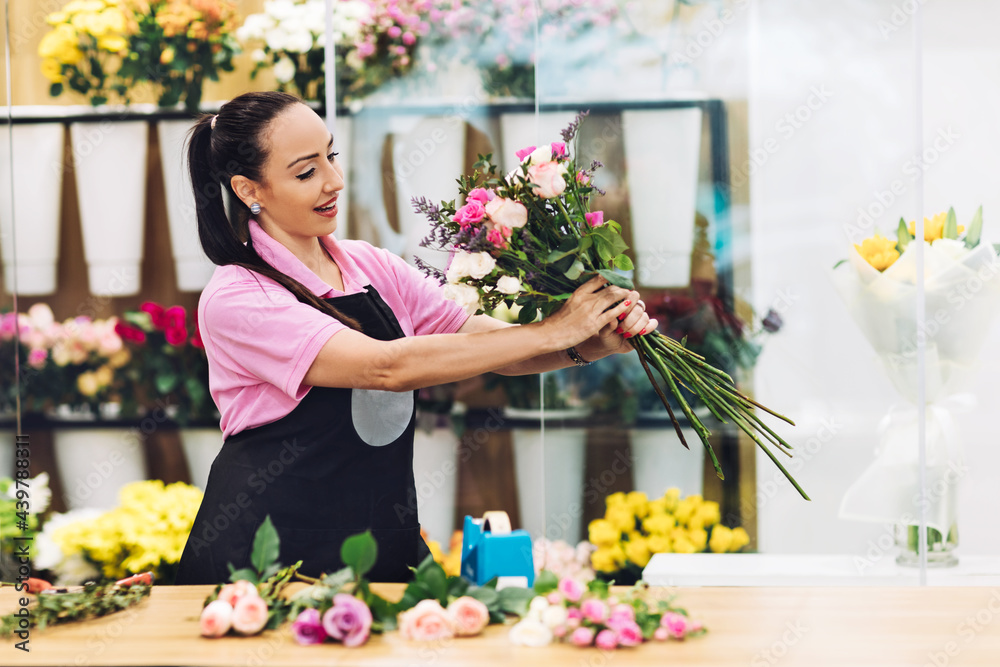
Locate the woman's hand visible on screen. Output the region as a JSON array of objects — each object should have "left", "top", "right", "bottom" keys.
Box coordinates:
[
  {"left": 539, "top": 276, "right": 634, "bottom": 351},
  {"left": 579, "top": 294, "right": 657, "bottom": 360}
]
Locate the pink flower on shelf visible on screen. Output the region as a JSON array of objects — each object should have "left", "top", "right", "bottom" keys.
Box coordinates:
[
  {"left": 164, "top": 305, "right": 186, "bottom": 331},
  {"left": 585, "top": 211, "right": 605, "bottom": 227},
  {"left": 140, "top": 302, "right": 166, "bottom": 329},
  {"left": 595, "top": 629, "right": 618, "bottom": 650},
  {"left": 660, "top": 611, "right": 689, "bottom": 639},
  {"left": 580, "top": 598, "right": 609, "bottom": 624},
  {"left": 515, "top": 145, "right": 537, "bottom": 161},
  {"left": 165, "top": 326, "right": 188, "bottom": 346},
  {"left": 570, "top": 626, "right": 595, "bottom": 647},
  {"left": 557, "top": 577, "right": 584, "bottom": 603},
  {"left": 322, "top": 594, "right": 373, "bottom": 647},
  {"left": 612, "top": 620, "right": 643, "bottom": 647},
  {"left": 27, "top": 348, "right": 48, "bottom": 369},
  {"left": 291, "top": 608, "right": 327, "bottom": 646},
  {"left": 447, "top": 596, "right": 490, "bottom": 637},
  {"left": 114, "top": 321, "right": 146, "bottom": 344},
  {"left": 527, "top": 161, "right": 567, "bottom": 199},
  {"left": 388, "top": 25, "right": 402, "bottom": 38},
  {"left": 453, "top": 200, "right": 486, "bottom": 228},
  {"left": 357, "top": 41, "right": 375, "bottom": 59},
  {"left": 231, "top": 595, "right": 269, "bottom": 635},
  {"left": 466, "top": 187, "right": 494, "bottom": 204},
  {"left": 550, "top": 141, "right": 567, "bottom": 158},
  {"left": 402, "top": 31, "right": 416, "bottom": 45},
  {"left": 199, "top": 600, "right": 233, "bottom": 638}
]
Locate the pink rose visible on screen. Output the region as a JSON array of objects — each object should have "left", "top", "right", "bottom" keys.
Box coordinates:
[
  {"left": 217, "top": 580, "right": 259, "bottom": 608},
  {"left": 199, "top": 600, "right": 233, "bottom": 638},
  {"left": 291, "top": 608, "right": 327, "bottom": 646},
  {"left": 585, "top": 211, "right": 605, "bottom": 227},
  {"left": 27, "top": 348, "right": 48, "bottom": 369},
  {"left": 453, "top": 200, "right": 486, "bottom": 228},
  {"left": 447, "top": 596, "right": 490, "bottom": 637},
  {"left": 550, "top": 141, "right": 567, "bottom": 157},
  {"left": 567, "top": 607, "right": 584, "bottom": 621},
  {"left": 576, "top": 170, "right": 591, "bottom": 185},
  {"left": 164, "top": 306, "right": 186, "bottom": 331},
  {"left": 231, "top": 594, "right": 269, "bottom": 635},
  {"left": 515, "top": 145, "right": 536, "bottom": 161},
  {"left": 660, "top": 611, "right": 689, "bottom": 639},
  {"left": 527, "top": 161, "right": 567, "bottom": 199},
  {"left": 398, "top": 599, "right": 456, "bottom": 642},
  {"left": 608, "top": 603, "right": 635, "bottom": 626},
  {"left": 653, "top": 627, "right": 669, "bottom": 641},
  {"left": 357, "top": 41, "right": 376, "bottom": 58},
  {"left": 552, "top": 624, "right": 568, "bottom": 638},
  {"left": 485, "top": 197, "right": 528, "bottom": 229},
  {"left": 402, "top": 31, "right": 416, "bottom": 45},
  {"left": 467, "top": 188, "right": 494, "bottom": 204},
  {"left": 322, "top": 594, "right": 372, "bottom": 647},
  {"left": 486, "top": 227, "right": 511, "bottom": 249},
  {"left": 388, "top": 25, "right": 402, "bottom": 38},
  {"left": 580, "top": 599, "right": 609, "bottom": 624},
  {"left": 595, "top": 629, "right": 618, "bottom": 650},
  {"left": 557, "top": 577, "right": 584, "bottom": 603},
  {"left": 613, "top": 620, "right": 643, "bottom": 647},
  {"left": 546, "top": 592, "right": 562, "bottom": 605},
  {"left": 570, "top": 626, "right": 594, "bottom": 647}
]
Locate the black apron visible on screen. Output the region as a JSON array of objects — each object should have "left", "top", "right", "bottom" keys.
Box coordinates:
[{"left": 175, "top": 285, "right": 427, "bottom": 584}]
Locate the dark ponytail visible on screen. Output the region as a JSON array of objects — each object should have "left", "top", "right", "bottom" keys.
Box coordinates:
[{"left": 187, "top": 91, "right": 359, "bottom": 330}]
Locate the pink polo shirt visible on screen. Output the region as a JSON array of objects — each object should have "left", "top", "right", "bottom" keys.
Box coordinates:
[{"left": 199, "top": 220, "right": 470, "bottom": 438}]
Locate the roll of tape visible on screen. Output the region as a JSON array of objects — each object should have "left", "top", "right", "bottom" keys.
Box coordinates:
[{"left": 482, "top": 511, "right": 512, "bottom": 535}]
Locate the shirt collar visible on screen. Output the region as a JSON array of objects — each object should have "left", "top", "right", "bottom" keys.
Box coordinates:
[{"left": 248, "top": 219, "right": 342, "bottom": 297}]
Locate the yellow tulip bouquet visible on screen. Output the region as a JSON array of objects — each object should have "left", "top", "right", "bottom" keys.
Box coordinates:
[{"left": 587, "top": 490, "right": 749, "bottom": 584}]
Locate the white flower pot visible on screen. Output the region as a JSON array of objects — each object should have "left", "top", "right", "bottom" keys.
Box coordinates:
[
  {"left": 508, "top": 407, "right": 590, "bottom": 543},
  {"left": 412, "top": 426, "right": 460, "bottom": 544},
  {"left": 621, "top": 107, "right": 703, "bottom": 288},
  {"left": 70, "top": 120, "right": 148, "bottom": 296},
  {"left": 388, "top": 115, "right": 466, "bottom": 271},
  {"left": 0, "top": 122, "right": 65, "bottom": 295},
  {"left": 179, "top": 427, "right": 224, "bottom": 492},
  {"left": 53, "top": 427, "right": 147, "bottom": 510},
  {"left": 498, "top": 111, "right": 579, "bottom": 174},
  {"left": 157, "top": 119, "right": 215, "bottom": 292},
  {"left": 628, "top": 419, "right": 704, "bottom": 498}
]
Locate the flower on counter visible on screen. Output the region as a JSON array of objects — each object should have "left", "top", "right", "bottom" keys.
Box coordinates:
[
  {"left": 398, "top": 599, "right": 456, "bottom": 641},
  {"left": 322, "top": 593, "right": 373, "bottom": 647},
  {"left": 447, "top": 596, "right": 490, "bottom": 637}
]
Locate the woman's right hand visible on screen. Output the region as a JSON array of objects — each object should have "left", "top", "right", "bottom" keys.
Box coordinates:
[{"left": 539, "top": 275, "right": 637, "bottom": 351}]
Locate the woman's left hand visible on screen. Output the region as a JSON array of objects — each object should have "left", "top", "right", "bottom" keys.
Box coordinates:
[{"left": 580, "top": 292, "right": 657, "bottom": 359}]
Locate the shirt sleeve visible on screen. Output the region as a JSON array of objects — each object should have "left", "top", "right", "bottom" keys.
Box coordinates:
[
  {"left": 379, "top": 247, "right": 471, "bottom": 335},
  {"left": 202, "top": 280, "right": 346, "bottom": 399}
]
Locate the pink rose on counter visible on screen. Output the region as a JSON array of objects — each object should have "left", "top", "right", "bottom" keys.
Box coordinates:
[
  {"left": 398, "top": 599, "right": 456, "bottom": 642},
  {"left": 580, "top": 598, "right": 609, "bottom": 624},
  {"left": 217, "top": 580, "right": 259, "bottom": 608},
  {"left": 231, "top": 594, "right": 269, "bottom": 635},
  {"left": 447, "top": 596, "right": 490, "bottom": 636},
  {"left": 608, "top": 603, "right": 635, "bottom": 626},
  {"left": 485, "top": 197, "right": 528, "bottom": 229},
  {"left": 613, "top": 620, "right": 643, "bottom": 647},
  {"left": 571, "top": 626, "right": 595, "bottom": 647},
  {"left": 595, "top": 629, "right": 618, "bottom": 650},
  {"left": 557, "top": 577, "right": 584, "bottom": 603},
  {"left": 527, "top": 161, "right": 567, "bottom": 199},
  {"left": 322, "top": 594, "right": 373, "bottom": 647},
  {"left": 661, "top": 611, "right": 689, "bottom": 639},
  {"left": 291, "top": 608, "right": 327, "bottom": 646},
  {"left": 585, "top": 211, "right": 605, "bottom": 227},
  {"left": 653, "top": 627, "right": 670, "bottom": 641},
  {"left": 199, "top": 600, "right": 233, "bottom": 638},
  {"left": 454, "top": 200, "right": 486, "bottom": 228}
]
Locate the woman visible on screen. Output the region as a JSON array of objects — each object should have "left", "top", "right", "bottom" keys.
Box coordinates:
[{"left": 175, "top": 91, "right": 654, "bottom": 584}]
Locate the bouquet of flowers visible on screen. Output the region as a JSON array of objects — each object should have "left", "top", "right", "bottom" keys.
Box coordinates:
[
  {"left": 532, "top": 537, "right": 596, "bottom": 584},
  {"left": 33, "top": 480, "right": 203, "bottom": 585},
  {"left": 123, "top": 0, "right": 241, "bottom": 112},
  {"left": 413, "top": 113, "right": 806, "bottom": 499},
  {"left": 237, "top": 0, "right": 433, "bottom": 105},
  {"left": 39, "top": 0, "right": 136, "bottom": 105},
  {"left": 587, "top": 490, "right": 749, "bottom": 584},
  {"left": 835, "top": 207, "right": 1000, "bottom": 561},
  {"left": 115, "top": 302, "right": 213, "bottom": 424}
]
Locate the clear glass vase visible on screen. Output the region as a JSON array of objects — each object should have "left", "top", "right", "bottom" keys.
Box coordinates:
[{"left": 894, "top": 521, "right": 959, "bottom": 568}]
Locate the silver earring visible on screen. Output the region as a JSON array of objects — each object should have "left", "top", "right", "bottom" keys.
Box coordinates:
[{"left": 250, "top": 202, "right": 261, "bottom": 215}]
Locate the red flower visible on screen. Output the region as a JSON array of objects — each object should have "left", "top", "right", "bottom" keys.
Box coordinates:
[
  {"left": 190, "top": 330, "right": 204, "bottom": 349},
  {"left": 114, "top": 321, "right": 147, "bottom": 344},
  {"left": 164, "top": 306, "right": 186, "bottom": 331},
  {"left": 165, "top": 326, "right": 188, "bottom": 346},
  {"left": 140, "top": 302, "right": 167, "bottom": 329}
]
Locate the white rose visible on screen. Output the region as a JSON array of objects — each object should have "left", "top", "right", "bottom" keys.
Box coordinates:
[
  {"left": 541, "top": 604, "right": 568, "bottom": 630},
  {"left": 27, "top": 303, "right": 55, "bottom": 331},
  {"left": 264, "top": 27, "right": 288, "bottom": 52},
  {"left": 446, "top": 252, "right": 473, "bottom": 283},
  {"left": 496, "top": 275, "right": 521, "bottom": 295},
  {"left": 485, "top": 198, "right": 528, "bottom": 229},
  {"left": 443, "top": 283, "right": 481, "bottom": 313},
  {"left": 467, "top": 252, "right": 496, "bottom": 279},
  {"left": 236, "top": 14, "right": 273, "bottom": 41},
  {"left": 523, "top": 144, "right": 552, "bottom": 166},
  {"left": 930, "top": 237, "right": 969, "bottom": 264},
  {"left": 251, "top": 48, "right": 268, "bottom": 63},
  {"left": 509, "top": 618, "right": 554, "bottom": 647},
  {"left": 273, "top": 56, "right": 296, "bottom": 84},
  {"left": 284, "top": 30, "right": 314, "bottom": 54},
  {"left": 265, "top": 0, "right": 296, "bottom": 22},
  {"left": 528, "top": 595, "right": 549, "bottom": 614}
]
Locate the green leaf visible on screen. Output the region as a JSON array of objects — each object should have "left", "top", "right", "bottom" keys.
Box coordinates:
[
  {"left": 467, "top": 586, "right": 499, "bottom": 608},
  {"left": 447, "top": 576, "right": 470, "bottom": 599},
  {"left": 228, "top": 568, "right": 258, "bottom": 584},
  {"left": 341, "top": 530, "right": 378, "bottom": 578},
  {"left": 418, "top": 562, "right": 449, "bottom": 605},
  {"left": 564, "top": 259, "right": 585, "bottom": 281},
  {"left": 517, "top": 304, "right": 538, "bottom": 325},
  {"left": 965, "top": 205, "right": 983, "bottom": 248},
  {"left": 250, "top": 516, "right": 281, "bottom": 575},
  {"left": 595, "top": 269, "right": 635, "bottom": 290},
  {"left": 613, "top": 254, "right": 635, "bottom": 271},
  {"left": 49, "top": 82, "right": 64, "bottom": 98},
  {"left": 155, "top": 372, "right": 178, "bottom": 395},
  {"left": 533, "top": 570, "right": 558, "bottom": 595},
  {"left": 896, "top": 217, "right": 911, "bottom": 254},
  {"left": 944, "top": 206, "right": 959, "bottom": 239},
  {"left": 832, "top": 259, "right": 848, "bottom": 270},
  {"left": 587, "top": 578, "right": 610, "bottom": 597},
  {"left": 497, "top": 586, "right": 535, "bottom": 617}
]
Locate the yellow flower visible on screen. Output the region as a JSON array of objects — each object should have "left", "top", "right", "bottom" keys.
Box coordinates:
[
  {"left": 674, "top": 496, "right": 701, "bottom": 525},
  {"left": 160, "top": 46, "right": 175, "bottom": 64},
  {"left": 606, "top": 505, "right": 636, "bottom": 534},
  {"left": 591, "top": 545, "right": 624, "bottom": 573},
  {"left": 694, "top": 501, "right": 721, "bottom": 528},
  {"left": 108, "top": 348, "right": 131, "bottom": 369},
  {"left": 588, "top": 518, "right": 619, "bottom": 547},
  {"left": 662, "top": 487, "right": 681, "bottom": 513},
  {"left": 41, "top": 58, "right": 64, "bottom": 83},
  {"left": 708, "top": 525, "right": 733, "bottom": 553},
  {"left": 77, "top": 371, "right": 100, "bottom": 397},
  {"left": 624, "top": 537, "right": 651, "bottom": 568},
  {"left": 605, "top": 492, "right": 627, "bottom": 509},
  {"left": 97, "top": 34, "right": 127, "bottom": 52},
  {"left": 730, "top": 527, "right": 751, "bottom": 552},
  {"left": 854, "top": 233, "right": 900, "bottom": 271},
  {"left": 94, "top": 365, "right": 113, "bottom": 388},
  {"left": 425, "top": 538, "right": 445, "bottom": 565},
  {"left": 907, "top": 212, "right": 963, "bottom": 242},
  {"left": 672, "top": 536, "right": 697, "bottom": 554},
  {"left": 642, "top": 513, "right": 676, "bottom": 535},
  {"left": 38, "top": 24, "right": 78, "bottom": 60},
  {"left": 647, "top": 534, "right": 671, "bottom": 554},
  {"left": 646, "top": 497, "right": 669, "bottom": 516},
  {"left": 688, "top": 528, "right": 708, "bottom": 551},
  {"left": 626, "top": 491, "right": 649, "bottom": 518}
]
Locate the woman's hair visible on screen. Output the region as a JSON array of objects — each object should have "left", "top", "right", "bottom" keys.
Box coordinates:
[{"left": 187, "top": 91, "right": 359, "bottom": 330}]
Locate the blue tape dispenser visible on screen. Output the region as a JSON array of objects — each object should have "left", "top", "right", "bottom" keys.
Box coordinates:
[{"left": 460, "top": 511, "right": 535, "bottom": 588}]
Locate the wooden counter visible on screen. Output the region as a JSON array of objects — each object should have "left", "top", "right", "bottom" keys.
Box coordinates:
[{"left": 3, "top": 584, "right": 1000, "bottom": 666}]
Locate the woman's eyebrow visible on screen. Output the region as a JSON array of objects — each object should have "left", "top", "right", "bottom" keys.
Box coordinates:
[{"left": 287, "top": 135, "right": 335, "bottom": 169}]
